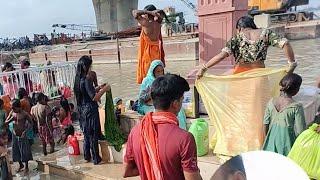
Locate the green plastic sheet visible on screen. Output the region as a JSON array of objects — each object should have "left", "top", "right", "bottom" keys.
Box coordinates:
[{"left": 288, "top": 124, "right": 320, "bottom": 179}]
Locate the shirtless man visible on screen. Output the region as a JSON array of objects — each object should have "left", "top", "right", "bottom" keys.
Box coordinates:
[
  {"left": 132, "top": 5, "right": 166, "bottom": 84},
  {"left": 5, "top": 99, "right": 33, "bottom": 173},
  {"left": 31, "top": 93, "right": 55, "bottom": 155}
]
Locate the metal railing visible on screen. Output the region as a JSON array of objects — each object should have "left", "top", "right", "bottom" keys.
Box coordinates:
[{"left": 0, "top": 62, "right": 76, "bottom": 99}]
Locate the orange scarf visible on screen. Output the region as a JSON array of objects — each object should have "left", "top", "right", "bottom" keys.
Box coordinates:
[
  {"left": 136, "top": 31, "right": 165, "bottom": 84},
  {"left": 140, "top": 112, "right": 178, "bottom": 180}
]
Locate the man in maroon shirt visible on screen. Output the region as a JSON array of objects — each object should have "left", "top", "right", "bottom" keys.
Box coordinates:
[{"left": 123, "top": 74, "right": 202, "bottom": 180}]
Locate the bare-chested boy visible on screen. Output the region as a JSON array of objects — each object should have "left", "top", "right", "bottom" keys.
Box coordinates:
[
  {"left": 31, "top": 93, "right": 54, "bottom": 155},
  {"left": 5, "top": 99, "right": 33, "bottom": 173},
  {"left": 132, "top": 4, "right": 166, "bottom": 84}
]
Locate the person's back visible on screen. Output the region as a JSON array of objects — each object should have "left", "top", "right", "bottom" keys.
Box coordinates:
[
  {"left": 127, "top": 121, "right": 197, "bottom": 179},
  {"left": 263, "top": 73, "right": 306, "bottom": 156}
]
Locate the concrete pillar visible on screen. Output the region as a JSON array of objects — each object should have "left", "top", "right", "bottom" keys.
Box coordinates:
[
  {"left": 92, "top": 0, "right": 138, "bottom": 33},
  {"left": 116, "top": 0, "right": 138, "bottom": 32},
  {"left": 92, "top": 0, "right": 117, "bottom": 33},
  {"left": 198, "top": 0, "right": 248, "bottom": 67}
]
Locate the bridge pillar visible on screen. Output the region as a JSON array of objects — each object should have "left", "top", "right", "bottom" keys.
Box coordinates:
[
  {"left": 92, "top": 0, "right": 138, "bottom": 33},
  {"left": 198, "top": 0, "right": 248, "bottom": 67}
]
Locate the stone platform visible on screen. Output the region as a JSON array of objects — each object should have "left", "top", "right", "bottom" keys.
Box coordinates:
[
  {"left": 36, "top": 110, "right": 221, "bottom": 179},
  {"left": 36, "top": 147, "right": 221, "bottom": 180}
]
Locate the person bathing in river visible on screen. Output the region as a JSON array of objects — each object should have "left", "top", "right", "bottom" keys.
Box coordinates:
[
  {"left": 196, "top": 16, "right": 297, "bottom": 78},
  {"left": 137, "top": 60, "right": 187, "bottom": 130},
  {"left": 132, "top": 4, "right": 167, "bottom": 84},
  {"left": 263, "top": 73, "right": 306, "bottom": 156},
  {"left": 5, "top": 99, "right": 33, "bottom": 173}
]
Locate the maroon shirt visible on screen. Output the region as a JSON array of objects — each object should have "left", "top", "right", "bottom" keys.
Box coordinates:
[{"left": 125, "top": 122, "right": 199, "bottom": 180}]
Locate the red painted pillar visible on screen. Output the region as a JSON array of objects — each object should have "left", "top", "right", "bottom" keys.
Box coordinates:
[{"left": 198, "top": 0, "right": 248, "bottom": 68}]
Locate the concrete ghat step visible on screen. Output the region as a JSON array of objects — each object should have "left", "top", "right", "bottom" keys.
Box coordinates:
[{"left": 37, "top": 148, "right": 221, "bottom": 180}]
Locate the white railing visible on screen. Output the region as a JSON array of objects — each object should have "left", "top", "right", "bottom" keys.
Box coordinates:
[{"left": 0, "top": 62, "right": 77, "bottom": 99}]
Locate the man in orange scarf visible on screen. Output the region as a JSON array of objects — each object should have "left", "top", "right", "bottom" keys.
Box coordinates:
[
  {"left": 132, "top": 5, "right": 166, "bottom": 84},
  {"left": 123, "top": 74, "right": 202, "bottom": 180}
]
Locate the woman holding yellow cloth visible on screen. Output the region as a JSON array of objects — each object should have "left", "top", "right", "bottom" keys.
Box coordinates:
[
  {"left": 195, "top": 16, "right": 298, "bottom": 159},
  {"left": 196, "top": 16, "right": 297, "bottom": 77}
]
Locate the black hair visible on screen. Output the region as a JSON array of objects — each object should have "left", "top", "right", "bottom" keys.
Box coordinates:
[
  {"left": 60, "top": 98, "right": 70, "bottom": 113},
  {"left": 280, "top": 73, "right": 302, "bottom": 96},
  {"left": 52, "top": 106, "right": 60, "bottom": 116},
  {"left": 21, "top": 60, "right": 30, "bottom": 67},
  {"left": 2, "top": 62, "right": 13, "bottom": 72},
  {"left": 144, "top": 4, "right": 157, "bottom": 11},
  {"left": 44, "top": 95, "right": 49, "bottom": 102},
  {"left": 17, "top": 88, "right": 28, "bottom": 100},
  {"left": 74, "top": 56, "right": 93, "bottom": 105},
  {"left": 65, "top": 125, "right": 75, "bottom": 136},
  {"left": 143, "top": 4, "right": 168, "bottom": 23},
  {"left": 0, "top": 99, "right": 4, "bottom": 108},
  {"left": 151, "top": 74, "right": 190, "bottom": 110},
  {"left": 236, "top": 16, "right": 257, "bottom": 30},
  {"left": 69, "top": 103, "right": 74, "bottom": 109},
  {"left": 211, "top": 155, "right": 246, "bottom": 180},
  {"left": 36, "top": 92, "right": 46, "bottom": 103},
  {"left": 11, "top": 99, "right": 21, "bottom": 108}
]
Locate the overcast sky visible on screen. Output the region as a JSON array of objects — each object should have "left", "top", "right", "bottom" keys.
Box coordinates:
[{"left": 0, "top": 0, "right": 318, "bottom": 38}]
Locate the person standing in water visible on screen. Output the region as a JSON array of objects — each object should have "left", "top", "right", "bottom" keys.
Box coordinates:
[
  {"left": 196, "top": 16, "right": 297, "bottom": 78},
  {"left": 132, "top": 4, "right": 167, "bottom": 84}
]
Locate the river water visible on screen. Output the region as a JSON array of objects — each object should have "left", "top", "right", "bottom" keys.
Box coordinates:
[{"left": 93, "top": 38, "right": 320, "bottom": 101}]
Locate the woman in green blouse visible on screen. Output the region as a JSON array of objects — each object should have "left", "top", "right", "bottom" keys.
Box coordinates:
[
  {"left": 263, "top": 73, "right": 306, "bottom": 156},
  {"left": 197, "top": 16, "right": 297, "bottom": 77}
]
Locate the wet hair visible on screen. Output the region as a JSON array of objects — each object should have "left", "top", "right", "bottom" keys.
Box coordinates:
[
  {"left": 17, "top": 88, "right": 28, "bottom": 100},
  {"left": 280, "top": 73, "right": 302, "bottom": 96},
  {"left": 144, "top": 4, "right": 157, "bottom": 11},
  {"left": 11, "top": 99, "right": 21, "bottom": 108},
  {"left": 143, "top": 4, "right": 168, "bottom": 23},
  {"left": 74, "top": 56, "right": 93, "bottom": 105},
  {"left": 69, "top": 103, "right": 74, "bottom": 110},
  {"left": 36, "top": 92, "right": 46, "bottom": 103},
  {"left": 211, "top": 155, "right": 246, "bottom": 180},
  {"left": 151, "top": 74, "right": 190, "bottom": 110},
  {"left": 236, "top": 16, "right": 257, "bottom": 30},
  {"left": 2, "top": 62, "right": 14, "bottom": 72}
]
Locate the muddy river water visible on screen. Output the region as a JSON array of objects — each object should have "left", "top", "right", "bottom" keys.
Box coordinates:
[{"left": 93, "top": 38, "right": 320, "bottom": 101}]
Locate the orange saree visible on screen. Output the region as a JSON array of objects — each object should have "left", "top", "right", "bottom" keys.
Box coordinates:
[{"left": 136, "top": 31, "right": 165, "bottom": 84}]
